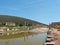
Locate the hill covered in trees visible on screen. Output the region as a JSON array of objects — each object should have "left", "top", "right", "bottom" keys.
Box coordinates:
[{"left": 0, "top": 15, "right": 48, "bottom": 27}]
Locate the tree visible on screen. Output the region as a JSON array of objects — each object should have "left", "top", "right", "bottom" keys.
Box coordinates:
[
  {"left": 27, "top": 23, "right": 32, "bottom": 26},
  {"left": 19, "top": 24, "right": 23, "bottom": 26}
]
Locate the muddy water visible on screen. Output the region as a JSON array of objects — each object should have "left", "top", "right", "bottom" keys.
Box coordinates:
[{"left": 0, "top": 32, "right": 47, "bottom": 45}]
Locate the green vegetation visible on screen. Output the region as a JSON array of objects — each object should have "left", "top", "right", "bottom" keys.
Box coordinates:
[
  {"left": 0, "top": 15, "right": 47, "bottom": 26},
  {"left": 27, "top": 23, "right": 32, "bottom": 26},
  {"left": 0, "top": 15, "right": 48, "bottom": 31}
]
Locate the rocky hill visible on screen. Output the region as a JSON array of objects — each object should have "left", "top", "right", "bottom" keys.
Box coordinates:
[{"left": 49, "top": 22, "right": 60, "bottom": 29}]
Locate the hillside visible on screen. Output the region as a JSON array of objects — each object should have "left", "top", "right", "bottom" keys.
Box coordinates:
[
  {"left": 0, "top": 15, "right": 48, "bottom": 27},
  {"left": 49, "top": 22, "right": 60, "bottom": 29}
]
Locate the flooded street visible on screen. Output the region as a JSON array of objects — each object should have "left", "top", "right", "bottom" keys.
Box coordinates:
[{"left": 0, "top": 32, "right": 47, "bottom": 45}]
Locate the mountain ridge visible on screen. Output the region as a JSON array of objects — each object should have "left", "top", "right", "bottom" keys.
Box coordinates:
[{"left": 0, "top": 15, "right": 48, "bottom": 27}]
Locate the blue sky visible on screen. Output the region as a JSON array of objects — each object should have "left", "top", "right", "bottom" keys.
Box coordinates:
[{"left": 0, "top": 0, "right": 60, "bottom": 24}]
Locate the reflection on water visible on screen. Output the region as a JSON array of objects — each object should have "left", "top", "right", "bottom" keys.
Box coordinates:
[{"left": 0, "top": 32, "right": 47, "bottom": 45}]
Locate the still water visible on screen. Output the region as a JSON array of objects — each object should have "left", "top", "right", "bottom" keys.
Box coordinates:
[{"left": 0, "top": 32, "right": 47, "bottom": 45}]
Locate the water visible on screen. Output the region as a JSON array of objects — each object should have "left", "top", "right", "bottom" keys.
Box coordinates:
[{"left": 0, "top": 32, "right": 47, "bottom": 45}]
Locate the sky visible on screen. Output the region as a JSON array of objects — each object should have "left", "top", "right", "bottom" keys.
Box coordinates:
[{"left": 0, "top": 0, "right": 60, "bottom": 24}]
